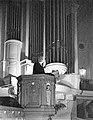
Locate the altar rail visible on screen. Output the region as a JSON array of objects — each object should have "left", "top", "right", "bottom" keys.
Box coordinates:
[{"left": 0, "top": 106, "right": 24, "bottom": 120}]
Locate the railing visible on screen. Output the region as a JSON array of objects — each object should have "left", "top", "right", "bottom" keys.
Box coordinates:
[
  {"left": 0, "top": 105, "right": 24, "bottom": 120},
  {"left": 2, "top": 74, "right": 93, "bottom": 120}
]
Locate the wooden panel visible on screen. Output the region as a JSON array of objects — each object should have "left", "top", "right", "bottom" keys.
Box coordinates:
[
  {"left": 0, "top": 105, "right": 24, "bottom": 120},
  {"left": 17, "top": 74, "right": 56, "bottom": 108}
]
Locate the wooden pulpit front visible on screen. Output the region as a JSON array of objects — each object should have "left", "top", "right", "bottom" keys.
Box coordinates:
[
  {"left": 17, "top": 74, "right": 55, "bottom": 108},
  {"left": 17, "top": 74, "right": 56, "bottom": 119}
]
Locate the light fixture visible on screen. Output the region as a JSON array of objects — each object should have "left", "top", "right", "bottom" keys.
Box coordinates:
[{"left": 79, "top": 68, "right": 86, "bottom": 77}]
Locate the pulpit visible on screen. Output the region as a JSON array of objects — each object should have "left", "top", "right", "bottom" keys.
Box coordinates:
[{"left": 17, "top": 74, "right": 56, "bottom": 120}]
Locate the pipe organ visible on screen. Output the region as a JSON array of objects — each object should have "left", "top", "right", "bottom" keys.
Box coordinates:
[
  {"left": 0, "top": 0, "right": 78, "bottom": 77},
  {"left": 28, "top": 0, "right": 75, "bottom": 73}
]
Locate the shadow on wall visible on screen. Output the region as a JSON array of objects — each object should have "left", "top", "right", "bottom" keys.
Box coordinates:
[
  {"left": 0, "top": 78, "right": 5, "bottom": 87},
  {"left": 20, "top": 52, "right": 28, "bottom": 61}
]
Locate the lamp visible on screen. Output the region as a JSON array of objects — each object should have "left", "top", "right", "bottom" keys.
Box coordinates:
[{"left": 79, "top": 68, "right": 86, "bottom": 77}]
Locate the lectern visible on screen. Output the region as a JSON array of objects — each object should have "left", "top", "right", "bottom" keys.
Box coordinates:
[{"left": 17, "top": 74, "right": 56, "bottom": 120}]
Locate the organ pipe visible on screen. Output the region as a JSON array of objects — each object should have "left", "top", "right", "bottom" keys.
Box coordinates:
[
  {"left": 57, "top": 0, "right": 59, "bottom": 62},
  {"left": 63, "top": 0, "right": 66, "bottom": 63},
  {"left": 53, "top": 0, "right": 55, "bottom": 62},
  {"left": 74, "top": 4, "right": 79, "bottom": 74},
  {"left": 43, "top": 0, "right": 46, "bottom": 63},
  {"left": 25, "top": 0, "right": 29, "bottom": 57},
  {"left": 49, "top": 0, "right": 51, "bottom": 63}
]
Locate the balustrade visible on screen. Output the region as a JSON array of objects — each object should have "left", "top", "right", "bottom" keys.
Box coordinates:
[{"left": 0, "top": 105, "right": 24, "bottom": 120}]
